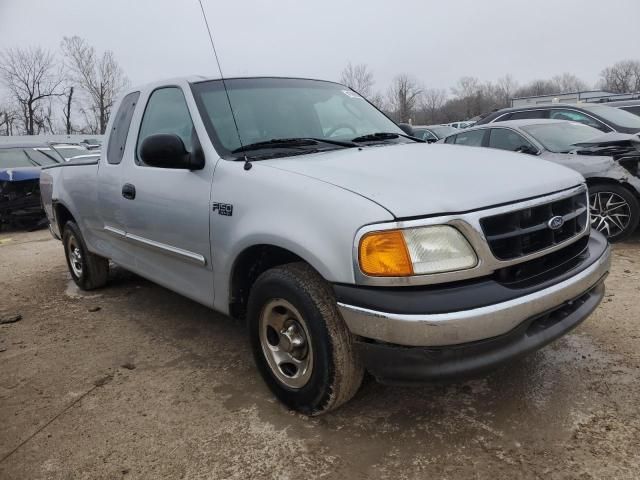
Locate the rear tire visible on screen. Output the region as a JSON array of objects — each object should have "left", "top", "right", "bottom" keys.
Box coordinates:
[
  {"left": 247, "top": 262, "right": 364, "bottom": 415},
  {"left": 589, "top": 184, "right": 639, "bottom": 242},
  {"left": 63, "top": 221, "right": 109, "bottom": 290}
]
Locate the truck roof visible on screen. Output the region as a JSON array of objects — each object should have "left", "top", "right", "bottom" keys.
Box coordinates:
[{"left": 121, "top": 75, "right": 343, "bottom": 96}]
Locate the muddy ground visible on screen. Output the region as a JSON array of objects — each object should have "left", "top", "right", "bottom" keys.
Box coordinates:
[{"left": 0, "top": 229, "right": 639, "bottom": 479}]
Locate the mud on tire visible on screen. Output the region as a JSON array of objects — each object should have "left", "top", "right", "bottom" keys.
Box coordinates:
[{"left": 247, "top": 262, "right": 364, "bottom": 415}]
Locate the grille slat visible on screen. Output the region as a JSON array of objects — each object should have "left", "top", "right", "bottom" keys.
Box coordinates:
[{"left": 481, "top": 191, "right": 588, "bottom": 261}]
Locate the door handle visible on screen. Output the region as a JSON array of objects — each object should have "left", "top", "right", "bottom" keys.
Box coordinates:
[{"left": 122, "top": 183, "right": 136, "bottom": 200}]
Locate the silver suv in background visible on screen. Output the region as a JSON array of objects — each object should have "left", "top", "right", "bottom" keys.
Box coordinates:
[
  {"left": 476, "top": 103, "right": 640, "bottom": 134},
  {"left": 441, "top": 119, "right": 640, "bottom": 241}
]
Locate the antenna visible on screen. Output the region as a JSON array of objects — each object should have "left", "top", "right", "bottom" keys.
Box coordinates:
[{"left": 196, "top": 0, "right": 252, "bottom": 170}]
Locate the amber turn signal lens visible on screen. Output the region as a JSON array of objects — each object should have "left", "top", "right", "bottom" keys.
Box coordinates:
[{"left": 359, "top": 230, "right": 413, "bottom": 277}]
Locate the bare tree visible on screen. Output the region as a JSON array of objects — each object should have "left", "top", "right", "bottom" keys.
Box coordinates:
[
  {"left": 551, "top": 73, "right": 589, "bottom": 93},
  {"left": 61, "top": 36, "right": 129, "bottom": 134},
  {"left": 421, "top": 88, "right": 446, "bottom": 123},
  {"left": 340, "top": 62, "right": 375, "bottom": 99},
  {"left": 599, "top": 60, "right": 640, "bottom": 93},
  {"left": 450, "top": 76, "right": 483, "bottom": 118},
  {"left": 368, "top": 92, "right": 386, "bottom": 111},
  {"left": 387, "top": 74, "right": 422, "bottom": 123},
  {"left": 0, "top": 104, "right": 18, "bottom": 136},
  {"left": 61, "top": 86, "right": 74, "bottom": 134},
  {"left": 0, "top": 47, "right": 63, "bottom": 135},
  {"left": 514, "top": 79, "right": 558, "bottom": 98},
  {"left": 451, "top": 76, "right": 480, "bottom": 99},
  {"left": 496, "top": 74, "right": 518, "bottom": 107}
]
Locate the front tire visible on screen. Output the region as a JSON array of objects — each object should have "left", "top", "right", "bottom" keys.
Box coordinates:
[
  {"left": 589, "top": 184, "right": 639, "bottom": 242},
  {"left": 247, "top": 262, "right": 364, "bottom": 415},
  {"left": 63, "top": 221, "right": 109, "bottom": 290}
]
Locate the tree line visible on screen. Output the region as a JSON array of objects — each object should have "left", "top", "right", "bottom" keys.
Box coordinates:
[
  {"left": 2, "top": 41, "right": 639, "bottom": 136},
  {"left": 340, "top": 60, "right": 640, "bottom": 125},
  {"left": 0, "top": 37, "right": 128, "bottom": 136}
]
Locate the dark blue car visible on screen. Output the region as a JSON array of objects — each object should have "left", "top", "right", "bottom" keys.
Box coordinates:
[{"left": 0, "top": 142, "right": 63, "bottom": 228}]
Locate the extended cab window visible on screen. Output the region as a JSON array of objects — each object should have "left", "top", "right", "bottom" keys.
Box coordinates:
[
  {"left": 453, "top": 129, "right": 485, "bottom": 146},
  {"left": 444, "top": 134, "right": 456, "bottom": 144},
  {"left": 549, "top": 109, "right": 608, "bottom": 131},
  {"left": 107, "top": 91, "right": 140, "bottom": 164},
  {"left": 488, "top": 128, "right": 536, "bottom": 152},
  {"left": 137, "top": 87, "right": 195, "bottom": 163}
]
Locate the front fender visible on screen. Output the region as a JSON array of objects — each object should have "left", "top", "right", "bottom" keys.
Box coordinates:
[{"left": 210, "top": 160, "right": 394, "bottom": 314}]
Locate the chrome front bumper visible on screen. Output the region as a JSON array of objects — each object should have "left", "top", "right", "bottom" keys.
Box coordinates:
[{"left": 338, "top": 244, "right": 610, "bottom": 347}]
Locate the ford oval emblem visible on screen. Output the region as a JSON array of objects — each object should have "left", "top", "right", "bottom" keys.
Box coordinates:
[{"left": 548, "top": 216, "right": 565, "bottom": 230}]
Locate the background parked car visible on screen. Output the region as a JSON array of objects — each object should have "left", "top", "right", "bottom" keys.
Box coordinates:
[
  {"left": 412, "top": 125, "right": 458, "bottom": 142},
  {"left": 0, "top": 142, "right": 63, "bottom": 229},
  {"left": 476, "top": 103, "right": 640, "bottom": 134},
  {"left": 441, "top": 119, "right": 640, "bottom": 241}
]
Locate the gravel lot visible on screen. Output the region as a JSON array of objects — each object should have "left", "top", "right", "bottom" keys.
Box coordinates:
[{"left": 1, "top": 229, "right": 639, "bottom": 479}]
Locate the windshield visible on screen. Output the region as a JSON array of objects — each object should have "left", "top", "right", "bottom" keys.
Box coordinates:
[
  {"left": 0, "top": 148, "right": 36, "bottom": 169},
  {"left": 583, "top": 104, "right": 640, "bottom": 130},
  {"left": 191, "top": 78, "right": 404, "bottom": 158},
  {"left": 521, "top": 122, "right": 603, "bottom": 153}
]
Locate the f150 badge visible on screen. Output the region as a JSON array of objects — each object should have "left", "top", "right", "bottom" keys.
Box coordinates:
[{"left": 212, "top": 202, "right": 233, "bottom": 216}]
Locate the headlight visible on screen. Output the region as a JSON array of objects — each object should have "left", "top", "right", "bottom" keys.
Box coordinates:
[{"left": 359, "top": 225, "right": 477, "bottom": 277}]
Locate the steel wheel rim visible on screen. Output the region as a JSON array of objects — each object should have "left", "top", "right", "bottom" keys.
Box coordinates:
[
  {"left": 68, "top": 236, "right": 83, "bottom": 278},
  {"left": 589, "top": 191, "right": 632, "bottom": 238},
  {"left": 258, "top": 298, "right": 313, "bottom": 389}
]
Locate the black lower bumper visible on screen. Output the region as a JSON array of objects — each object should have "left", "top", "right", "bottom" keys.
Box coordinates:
[{"left": 356, "top": 280, "right": 605, "bottom": 385}]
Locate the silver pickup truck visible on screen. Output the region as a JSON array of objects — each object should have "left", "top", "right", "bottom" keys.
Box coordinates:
[{"left": 40, "top": 76, "right": 611, "bottom": 415}]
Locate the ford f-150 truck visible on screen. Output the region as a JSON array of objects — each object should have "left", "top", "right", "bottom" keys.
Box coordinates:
[{"left": 40, "top": 76, "right": 611, "bottom": 415}]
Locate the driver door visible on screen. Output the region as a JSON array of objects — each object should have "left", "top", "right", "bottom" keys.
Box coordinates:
[{"left": 120, "top": 86, "right": 216, "bottom": 306}]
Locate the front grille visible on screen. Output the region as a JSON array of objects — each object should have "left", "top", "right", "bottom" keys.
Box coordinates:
[
  {"left": 480, "top": 191, "right": 588, "bottom": 260},
  {"left": 494, "top": 235, "right": 589, "bottom": 287}
]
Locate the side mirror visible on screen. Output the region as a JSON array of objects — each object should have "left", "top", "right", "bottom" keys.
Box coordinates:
[
  {"left": 397, "top": 123, "right": 414, "bottom": 136},
  {"left": 139, "top": 133, "right": 204, "bottom": 170}
]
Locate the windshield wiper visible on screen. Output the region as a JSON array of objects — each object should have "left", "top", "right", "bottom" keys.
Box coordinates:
[
  {"left": 231, "top": 137, "right": 357, "bottom": 154},
  {"left": 351, "top": 132, "right": 423, "bottom": 143}
]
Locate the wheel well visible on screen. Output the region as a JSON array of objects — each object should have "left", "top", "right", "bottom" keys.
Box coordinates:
[
  {"left": 229, "top": 245, "right": 305, "bottom": 319},
  {"left": 586, "top": 178, "right": 640, "bottom": 199},
  {"left": 54, "top": 203, "right": 75, "bottom": 233}
]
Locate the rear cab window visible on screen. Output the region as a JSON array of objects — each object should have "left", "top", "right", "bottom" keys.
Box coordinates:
[{"left": 107, "top": 91, "right": 141, "bottom": 165}]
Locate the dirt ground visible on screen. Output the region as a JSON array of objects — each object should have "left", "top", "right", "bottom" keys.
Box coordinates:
[{"left": 0, "top": 229, "right": 639, "bottom": 480}]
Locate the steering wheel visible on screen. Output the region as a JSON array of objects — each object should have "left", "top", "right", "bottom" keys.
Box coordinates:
[{"left": 325, "top": 124, "right": 357, "bottom": 138}]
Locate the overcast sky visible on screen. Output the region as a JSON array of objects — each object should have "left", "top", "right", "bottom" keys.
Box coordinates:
[{"left": 1, "top": 0, "right": 639, "bottom": 94}]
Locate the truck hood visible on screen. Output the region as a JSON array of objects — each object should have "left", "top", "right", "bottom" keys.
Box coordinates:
[{"left": 262, "top": 143, "right": 584, "bottom": 218}]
